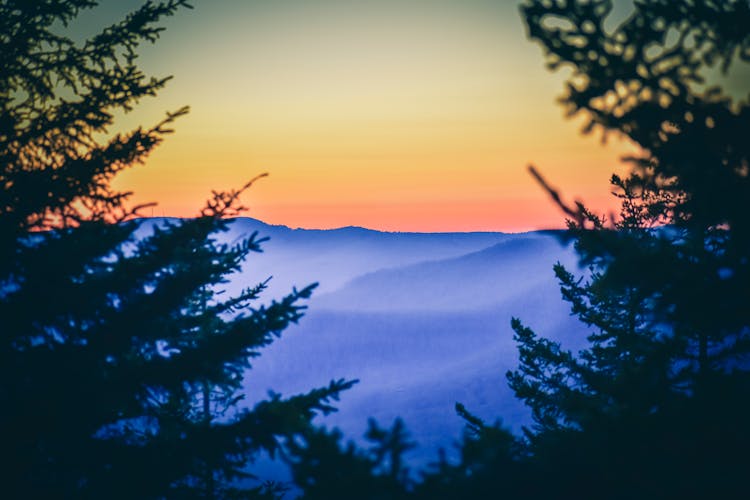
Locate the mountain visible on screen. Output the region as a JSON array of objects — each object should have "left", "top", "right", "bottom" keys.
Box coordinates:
[
  {"left": 219, "top": 217, "right": 516, "bottom": 297},
  {"left": 312, "top": 234, "right": 574, "bottom": 312},
  {"left": 137, "top": 217, "right": 585, "bottom": 469},
  {"left": 197, "top": 218, "right": 586, "bottom": 468}
]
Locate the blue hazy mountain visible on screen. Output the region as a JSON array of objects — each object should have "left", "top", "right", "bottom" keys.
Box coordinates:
[
  {"left": 195, "top": 218, "right": 588, "bottom": 468},
  {"left": 312, "top": 235, "right": 574, "bottom": 312},
  {"left": 220, "top": 218, "right": 518, "bottom": 298},
  {"left": 137, "top": 217, "right": 585, "bottom": 468}
]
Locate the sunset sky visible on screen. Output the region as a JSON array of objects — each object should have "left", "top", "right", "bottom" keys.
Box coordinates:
[{"left": 76, "top": 0, "right": 644, "bottom": 232}]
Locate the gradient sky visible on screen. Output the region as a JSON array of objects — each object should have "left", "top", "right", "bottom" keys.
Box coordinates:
[{"left": 73, "top": 0, "right": 646, "bottom": 232}]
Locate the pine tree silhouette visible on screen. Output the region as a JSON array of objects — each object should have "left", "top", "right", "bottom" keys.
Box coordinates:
[
  {"left": 418, "top": 1, "right": 750, "bottom": 498},
  {"left": 0, "top": 2, "right": 354, "bottom": 498},
  {"left": 287, "top": 418, "right": 414, "bottom": 500},
  {"left": 494, "top": 1, "right": 750, "bottom": 497}
]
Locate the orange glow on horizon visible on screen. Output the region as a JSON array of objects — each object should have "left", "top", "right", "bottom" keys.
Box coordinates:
[
  {"left": 100, "top": 0, "right": 642, "bottom": 233},
  {"left": 245, "top": 194, "right": 621, "bottom": 233}
]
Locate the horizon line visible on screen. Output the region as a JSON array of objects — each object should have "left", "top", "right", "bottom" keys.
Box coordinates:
[{"left": 134, "top": 215, "right": 564, "bottom": 236}]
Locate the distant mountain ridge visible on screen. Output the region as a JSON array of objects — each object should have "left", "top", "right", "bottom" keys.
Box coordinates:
[
  {"left": 313, "top": 234, "right": 574, "bottom": 312},
  {"left": 219, "top": 217, "right": 532, "bottom": 297},
  {"left": 137, "top": 217, "right": 586, "bottom": 470}
]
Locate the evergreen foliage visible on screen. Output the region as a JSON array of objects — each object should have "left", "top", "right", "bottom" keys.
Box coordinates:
[
  {"left": 414, "top": 405, "right": 529, "bottom": 499},
  {"left": 500, "top": 0, "right": 750, "bottom": 497},
  {"left": 0, "top": 2, "right": 354, "bottom": 498},
  {"left": 287, "top": 419, "right": 414, "bottom": 500},
  {"left": 520, "top": 0, "right": 750, "bottom": 377}
]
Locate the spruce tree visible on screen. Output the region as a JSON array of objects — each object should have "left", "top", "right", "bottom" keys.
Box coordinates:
[
  {"left": 519, "top": 0, "right": 750, "bottom": 376},
  {"left": 416, "top": 2, "right": 749, "bottom": 497},
  {"left": 507, "top": 183, "right": 678, "bottom": 434},
  {"left": 0, "top": 2, "right": 353, "bottom": 498},
  {"left": 498, "top": 1, "right": 750, "bottom": 497},
  {"left": 414, "top": 405, "right": 530, "bottom": 500},
  {"left": 286, "top": 418, "right": 414, "bottom": 500}
]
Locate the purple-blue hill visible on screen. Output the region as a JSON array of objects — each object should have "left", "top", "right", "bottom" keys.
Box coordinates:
[
  {"left": 137, "top": 217, "right": 587, "bottom": 469},
  {"left": 211, "top": 218, "right": 587, "bottom": 467},
  {"left": 221, "top": 218, "right": 515, "bottom": 298},
  {"left": 312, "top": 235, "right": 573, "bottom": 312}
]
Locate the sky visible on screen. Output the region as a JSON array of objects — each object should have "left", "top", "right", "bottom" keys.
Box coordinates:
[{"left": 73, "top": 0, "right": 643, "bottom": 232}]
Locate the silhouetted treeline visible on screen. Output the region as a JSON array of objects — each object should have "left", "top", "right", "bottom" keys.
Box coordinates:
[{"left": 0, "top": 2, "right": 353, "bottom": 498}]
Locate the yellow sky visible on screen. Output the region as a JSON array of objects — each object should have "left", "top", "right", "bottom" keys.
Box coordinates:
[{"left": 93, "top": 0, "right": 640, "bottom": 232}]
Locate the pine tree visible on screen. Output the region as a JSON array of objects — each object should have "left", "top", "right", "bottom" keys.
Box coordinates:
[
  {"left": 507, "top": 183, "right": 678, "bottom": 434},
  {"left": 496, "top": 1, "right": 750, "bottom": 497},
  {"left": 0, "top": 2, "right": 354, "bottom": 498},
  {"left": 520, "top": 0, "right": 750, "bottom": 377},
  {"left": 415, "top": 404, "right": 530, "bottom": 500},
  {"left": 286, "top": 418, "right": 414, "bottom": 500}
]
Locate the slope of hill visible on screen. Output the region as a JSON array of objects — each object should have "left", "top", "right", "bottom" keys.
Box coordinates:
[
  {"left": 207, "top": 218, "right": 586, "bottom": 467},
  {"left": 312, "top": 234, "right": 576, "bottom": 312},
  {"left": 221, "top": 218, "right": 516, "bottom": 297},
  {"left": 137, "top": 217, "right": 586, "bottom": 468}
]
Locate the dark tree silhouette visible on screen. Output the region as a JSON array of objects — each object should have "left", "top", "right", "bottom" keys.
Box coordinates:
[
  {"left": 0, "top": 2, "right": 353, "bottom": 498},
  {"left": 521, "top": 0, "right": 750, "bottom": 375},
  {"left": 393, "top": 2, "right": 750, "bottom": 498},
  {"left": 496, "top": 0, "right": 750, "bottom": 497},
  {"left": 413, "top": 404, "right": 530, "bottom": 500},
  {"left": 507, "top": 186, "right": 678, "bottom": 435},
  {"left": 287, "top": 419, "right": 414, "bottom": 500}
]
